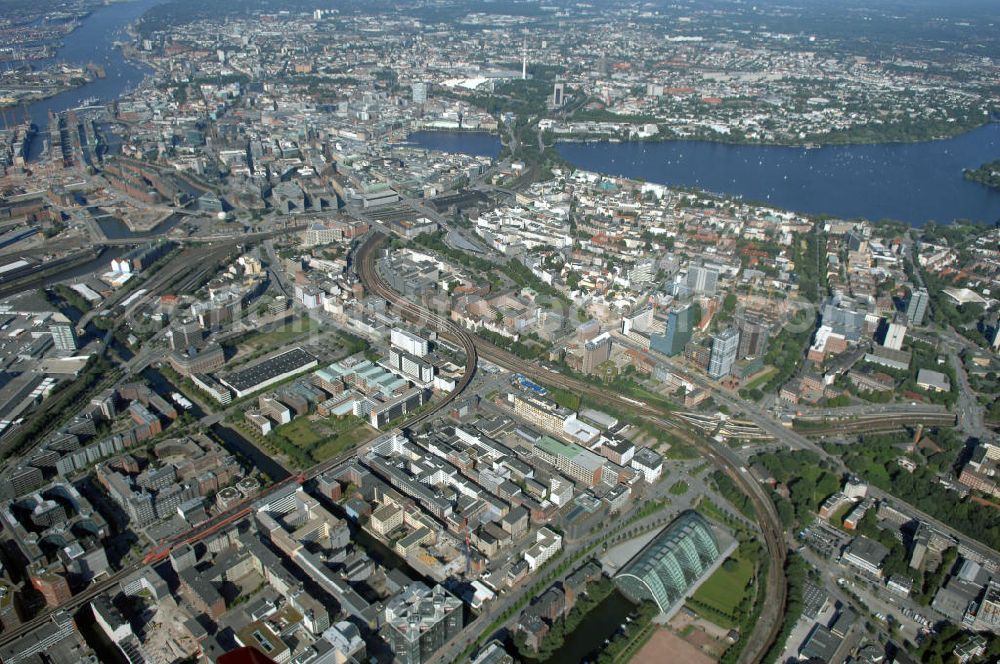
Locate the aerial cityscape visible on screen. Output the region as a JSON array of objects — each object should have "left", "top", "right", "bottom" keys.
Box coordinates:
[{"left": 0, "top": 0, "right": 998, "bottom": 663}]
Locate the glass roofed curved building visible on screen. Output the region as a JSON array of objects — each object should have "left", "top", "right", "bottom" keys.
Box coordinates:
[{"left": 613, "top": 510, "right": 722, "bottom": 614}]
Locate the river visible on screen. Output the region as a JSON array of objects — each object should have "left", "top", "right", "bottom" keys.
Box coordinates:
[
  {"left": 23, "top": 0, "right": 164, "bottom": 160},
  {"left": 25, "top": 4, "right": 998, "bottom": 226},
  {"left": 407, "top": 125, "right": 1000, "bottom": 226},
  {"left": 401, "top": 131, "right": 502, "bottom": 159}
]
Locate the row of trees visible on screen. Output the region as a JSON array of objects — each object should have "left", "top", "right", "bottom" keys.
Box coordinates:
[
  {"left": 710, "top": 471, "right": 756, "bottom": 520},
  {"left": 513, "top": 576, "right": 617, "bottom": 661},
  {"left": 752, "top": 450, "right": 841, "bottom": 529},
  {"left": 751, "top": 309, "right": 816, "bottom": 398},
  {"left": 505, "top": 258, "right": 569, "bottom": 304},
  {"left": 411, "top": 230, "right": 495, "bottom": 274},
  {"left": 761, "top": 554, "right": 809, "bottom": 664},
  {"left": 237, "top": 420, "right": 312, "bottom": 470},
  {"left": 476, "top": 328, "right": 545, "bottom": 360},
  {"left": 411, "top": 230, "right": 568, "bottom": 304},
  {"left": 814, "top": 111, "right": 987, "bottom": 146},
  {"left": 794, "top": 229, "right": 828, "bottom": 304},
  {"left": 716, "top": 540, "right": 767, "bottom": 664},
  {"left": 838, "top": 433, "right": 1000, "bottom": 551},
  {"left": 585, "top": 601, "right": 660, "bottom": 664},
  {"left": 915, "top": 621, "right": 1000, "bottom": 663},
  {"left": 43, "top": 285, "right": 92, "bottom": 314}
]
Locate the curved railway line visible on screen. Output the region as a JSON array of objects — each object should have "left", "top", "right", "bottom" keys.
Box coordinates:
[
  {"left": 354, "top": 233, "right": 478, "bottom": 428},
  {"left": 0, "top": 237, "right": 479, "bottom": 651},
  {"left": 356, "top": 232, "right": 787, "bottom": 664},
  {"left": 1, "top": 231, "right": 787, "bottom": 660}
]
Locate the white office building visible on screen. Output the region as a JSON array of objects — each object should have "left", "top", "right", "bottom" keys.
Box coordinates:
[{"left": 390, "top": 328, "right": 429, "bottom": 358}]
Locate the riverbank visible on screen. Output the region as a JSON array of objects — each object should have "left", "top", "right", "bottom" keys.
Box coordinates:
[
  {"left": 964, "top": 159, "right": 1000, "bottom": 191},
  {"left": 550, "top": 114, "right": 993, "bottom": 149},
  {"left": 0, "top": 81, "right": 86, "bottom": 109},
  {"left": 407, "top": 123, "right": 1000, "bottom": 224},
  {"left": 22, "top": 0, "right": 164, "bottom": 160}
]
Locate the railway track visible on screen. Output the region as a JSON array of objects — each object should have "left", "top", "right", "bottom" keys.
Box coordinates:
[
  {"left": 0, "top": 238, "right": 477, "bottom": 650},
  {"left": 0, "top": 563, "right": 148, "bottom": 648},
  {"left": 353, "top": 232, "right": 478, "bottom": 428},
  {"left": 2, "top": 231, "right": 786, "bottom": 658},
  {"left": 793, "top": 412, "right": 957, "bottom": 436},
  {"left": 136, "top": 240, "right": 480, "bottom": 562},
  {"left": 356, "top": 232, "right": 787, "bottom": 664}
]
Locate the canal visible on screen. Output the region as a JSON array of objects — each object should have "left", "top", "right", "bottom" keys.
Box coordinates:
[
  {"left": 138, "top": 365, "right": 292, "bottom": 483},
  {"left": 34, "top": 208, "right": 186, "bottom": 290},
  {"left": 41, "top": 246, "right": 127, "bottom": 286},
  {"left": 141, "top": 366, "right": 204, "bottom": 417},
  {"left": 94, "top": 209, "right": 185, "bottom": 240},
  {"left": 346, "top": 520, "right": 437, "bottom": 590},
  {"left": 517, "top": 589, "right": 638, "bottom": 664},
  {"left": 208, "top": 423, "right": 292, "bottom": 484},
  {"left": 144, "top": 366, "right": 429, "bottom": 588}
]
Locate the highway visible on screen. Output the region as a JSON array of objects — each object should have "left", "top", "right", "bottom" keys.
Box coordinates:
[
  {"left": 355, "top": 232, "right": 787, "bottom": 664},
  {"left": 946, "top": 345, "right": 989, "bottom": 440}
]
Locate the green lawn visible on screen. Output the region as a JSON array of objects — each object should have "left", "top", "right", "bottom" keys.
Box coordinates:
[
  {"left": 274, "top": 417, "right": 324, "bottom": 448},
  {"left": 663, "top": 438, "right": 698, "bottom": 460},
  {"left": 271, "top": 416, "right": 376, "bottom": 465},
  {"left": 829, "top": 502, "right": 853, "bottom": 530},
  {"left": 688, "top": 552, "right": 756, "bottom": 628},
  {"left": 742, "top": 367, "right": 775, "bottom": 391},
  {"left": 547, "top": 385, "right": 582, "bottom": 411},
  {"left": 240, "top": 316, "right": 319, "bottom": 350},
  {"left": 669, "top": 480, "right": 689, "bottom": 496},
  {"left": 313, "top": 422, "right": 375, "bottom": 461}
]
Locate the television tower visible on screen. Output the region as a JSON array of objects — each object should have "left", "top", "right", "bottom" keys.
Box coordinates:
[{"left": 522, "top": 36, "right": 527, "bottom": 80}]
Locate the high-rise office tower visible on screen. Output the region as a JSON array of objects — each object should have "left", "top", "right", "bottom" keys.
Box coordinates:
[
  {"left": 906, "top": 287, "right": 929, "bottom": 326},
  {"left": 650, "top": 304, "right": 696, "bottom": 357},
  {"left": 552, "top": 82, "right": 565, "bottom": 107},
  {"left": 708, "top": 327, "right": 740, "bottom": 379},
  {"left": 737, "top": 317, "right": 769, "bottom": 359},
  {"left": 686, "top": 264, "right": 719, "bottom": 295},
  {"left": 582, "top": 333, "right": 612, "bottom": 375},
  {"left": 411, "top": 81, "right": 428, "bottom": 104},
  {"left": 383, "top": 583, "right": 463, "bottom": 664}
]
